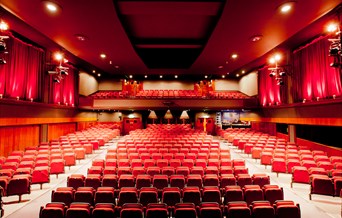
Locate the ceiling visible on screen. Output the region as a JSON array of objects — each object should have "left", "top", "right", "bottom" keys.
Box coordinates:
[{"left": 0, "top": 0, "right": 341, "bottom": 79}]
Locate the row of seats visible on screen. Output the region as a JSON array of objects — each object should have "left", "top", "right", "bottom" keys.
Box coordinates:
[
  {"left": 40, "top": 200, "right": 301, "bottom": 218},
  {"left": 91, "top": 90, "right": 251, "bottom": 99},
  {"left": 67, "top": 172, "right": 273, "bottom": 191},
  {"left": 54, "top": 183, "right": 284, "bottom": 208}
]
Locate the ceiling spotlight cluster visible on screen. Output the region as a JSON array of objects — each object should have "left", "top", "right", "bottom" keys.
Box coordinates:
[
  {"left": 268, "top": 53, "right": 286, "bottom": 85},
  {"left": 327, "top": 22, "right": 341, "bottom": 68},
  {"left": 0, "top": 20, "right": 9, "bottom": 64},
  {"left": 49, "top": 52, "right": 69, "bottom": 83}
]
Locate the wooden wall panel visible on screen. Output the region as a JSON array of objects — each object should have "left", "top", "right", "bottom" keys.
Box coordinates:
[
  {"left": 48, "top": 123, "right": 76, "bottom": 142},
  {"left": 0, "top": 125, "right": 39, "bottom": 157}
]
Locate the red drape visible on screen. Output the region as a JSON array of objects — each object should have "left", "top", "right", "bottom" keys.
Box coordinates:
[
  {"left": 0, "top": 35, "right": 44, "bottom": 100},
  {"left": 50, "top": 68, "right": 75, "bottom": 105},
  {"left": 292, "top": 35, "right": 342, "bottom": 102},
  {"left": 258, "top": 67, "right": 282, "bottom": 106}
]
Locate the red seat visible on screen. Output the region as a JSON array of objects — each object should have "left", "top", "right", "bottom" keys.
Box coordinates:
[
  {"left": 92, "top": 203, "right": 115, "bottom": 218},
  {"left": 263, "top": 185, "right": 284, "bottom": 204},
  {"left": 119, "top": 174, "right": 135, "bottom": 188},
  {"left": 32, "top": 166, "right": 50, "bottom": 189},
  {"left": 187, "top": 174, "right": 203, "bottom": 189},
  {"left": 50, "top": 159, "right": 65, "bottom": 178},
  {"left": 274, "top": 200, "right": 300, "bottom": 218},
  {"left": 170, "top": 174, "right": 185, "bottom": 189},
  {"left": 40, "top": 202, "right": 65, "bottom": 218},
  {"left": 182, "top": 186, "right": 201, "bottom": 206},
  {"left": 51, "top": 187, "right": 75, "bottom": 207},
  {"left": 94, "top": 187, "right": 115, "bottom": 204},
  {"left": 74, "top": 187, "right": 95, "bottom": 205},
  {"left": 67, "top": 174, "right": 85, "bottom": 189},
  {"left": 7, "top": 175, "right": 31, "bottom": 202},
  {"left": 291, "top": 166, "right": 309, "bottom": 187},
  {"left": 137, "top": 187, "right": 158, "bottom": 208},
  {"left": 117, "top": 187, "right": 138, "bottom": 206},
  {"left": 136, "top": 174, "right": 151, "bottom": 189},
  {"left": 310, "top": 176, "right": 334, "bottom": 199},
  {"left": 202, "top": 186, "right": 221, "bottom": 204}
]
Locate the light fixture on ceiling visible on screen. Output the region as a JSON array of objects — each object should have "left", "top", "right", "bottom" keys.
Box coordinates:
[
  {"left": 175, "top": 75, "right": 178, "bottom": 79},
  {"left": 0, "top": 20, "right": 10, "bottom": 64},
  {"left": 278, "top": 1, "right": 296, "bottom": 14},
  {"left": 268, "top": 53, "right": 287, "bottom": 85},
  {"left": 100, "top": 53, "right": 106, "bottom": 59},
  {"left": 144, "top": 75, "right": 148, "bottom": 78},
  {"left": 222, "top": 75, "right": 225, "bottom": 78},
  {"left": 250, "top": 34, "right": 263, "bottom": 42},
  {"left": 75, "top": 34, "right": 87, "bottom": 41},
  {"left": 42, "top": 0, "right": 62, "bottom": 13},
  {"left": 97, "top": 73, "right": 101, "bottom": 77},
  {"left": 231, "top": 53, "right": 238, "bottom": 59},
  {"left": 160, "top": 75, "right": 163, "bottom": 78},
  {"left": 326, "top": 20, "right": 341, "bottom": 69},
  {"left": 50, "top": 51, "right": 69, "bottom": 83}
]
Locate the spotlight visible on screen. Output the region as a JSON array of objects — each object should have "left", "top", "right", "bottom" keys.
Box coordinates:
[
  {"left": 0, "top": 39, "right": 6, "bottom": 52},
  {"left": 0, "top": 58, "right": 6, "bottom": 64},
  {"left": 329, "top": 47, "right": 340, "bottom": 56},
  {"left": 330, "top": 62, "right": 341, "bottom": 68},
  {"left": 60, "top": 70, "right": 68, "bottom": 75},
  {"left": 269, "top": 72, "right": 276, "bottom": 77},
  {"left": 277, "top": 79, "right": 284, "bottom": 85},
  {"left": 53, "top": 77, "right": 60, "bottom": 83}
]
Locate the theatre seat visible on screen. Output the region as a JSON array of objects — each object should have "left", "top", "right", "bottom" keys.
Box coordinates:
[
  {"left": 39, "top": 202, "right": 65, "bottom": 218},
  {"left": 7, "top": 175, "right": 31, "bottom": 202},
  {"left": 310, "top": 176, "right": 334, "bottom": 199}
]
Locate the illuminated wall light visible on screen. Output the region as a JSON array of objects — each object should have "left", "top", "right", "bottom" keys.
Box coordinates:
[
  {"left": 30, "top": 98, "right": 33, "bottom": 102},
  {"left": 218, "top": 65, "right": 223, "bottom": 69},
  {"left": 241, "top": 70, "right": 245, "bottom": 74},
  {"left": 236, "top": 74, "right": 240, "bottom": 77},
  {"left": 100, "top": 53, "right": 106, "bottom": 59},
  {"left": 175, "top": 75, "right": 178, "bottom": 79},
  {"left": 327, "top": 23, "right": 338, "bottom": 33},
  {"left": 204, "top": 75, "right": 208, "bottom": 79},
  {"left": 144, "top": 75, "right": 148, "bottom": 78},
  {"left": 54, "top": 52, "right": 63, "bottom": 61},
  {"left": 129, "top": 75, "right": 133, "bottom": 79},
  {"left": 333, "top": 94, "right": 336, "bottom": 99},
  {"left": 231, "top": 54, "right": 238, "bottom": 59},
  {"left": 97, "top": 73, "right": 101, "bottom": 77},
  {"left": 280, "top": 4, "right": 291, "bottom": 13},
  {"left": 160, "top": 75, "right": 163, "bottom": 78},
  {"left": 0, "top": 94, "right": 3, "bottom": 99},
  {"left": 16, "top": 96, "right": 19, "bottom": 100},
  {"left": 46, "top": 3, "right": 58, "bottom": 12},
  {"left": 222, "top": 75, "right": 225, "bottom": 78},
  {"left": 92, "top": 70, "right": 96, "bottom": 73},
  {"left": 0, "top": 20, "right": 9, "bottom": 31}
]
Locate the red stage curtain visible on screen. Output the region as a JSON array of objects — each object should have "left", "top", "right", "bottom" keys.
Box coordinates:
[
  {"left": 258, "top": 67, "right": 282, "bottom": 106},
  {"left": 0, "top": 34, "right": 44, "bottom": 100},
  {"left": 292, "top": 36, "right": 342, "bottom": 102}
]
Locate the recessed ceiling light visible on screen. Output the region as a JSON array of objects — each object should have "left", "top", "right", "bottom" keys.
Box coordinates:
[
  {"left": 222, "top": 75, "right": 225, "bottom": 78},
  {"left": 218, "top": 65, "right": 223, "bottom": 69},
  {"left": 204, "top": 75, "right": 208, "bottom": 79},
  {"left": 114, "top": 65, "right": 120, "bottom": 69},
  {"left": 42, "top": 1, "right": 61, "bottom": 13},
  {"left": 160, "top": 75, "right": 163, "bottom": 78},
  {"left": 236, "top": 74, "right": 240, "bottom": 77},
  {"left": 109, "top": 61, "right": 112, "bottom": 65},
  {"left": 231, "top": 54, "right": 238, "bottom": 59},
  {"left": 144, "top": 75, "right": 148, "bottom": 78},
  {"left": 75, "top": 34, "right": 87, "bottom": 41},
  {"left": 100, "top": 53, "right": 106, "bottom": 59},
  {"left": 97, "top": 73, "right": 101, "bottom": 77},
  {"left": 279, "top": 1, "right": 295, "bottom": 14},
  {"left": 241, "top": 70, "right": 245, "bottom": 74},
  {"left": 129, "top": 75, "right": 133, "bottom": 79},
  {"left": 92, "top": 70, "right": 96, "bottom": 73},
  {"left": 175, "top": 75, "right": 178, "bottom": 79},
  {"left": 250, "top": 34, "right": 263, "bottom": 42}
]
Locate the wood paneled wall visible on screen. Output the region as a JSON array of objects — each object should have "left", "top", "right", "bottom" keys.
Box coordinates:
[
  {"left": 48, "top": 123, "right": 76, "bottom": 142},
  {"left": 0, "top": 125, "right": 39, "bottom": 157}
]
